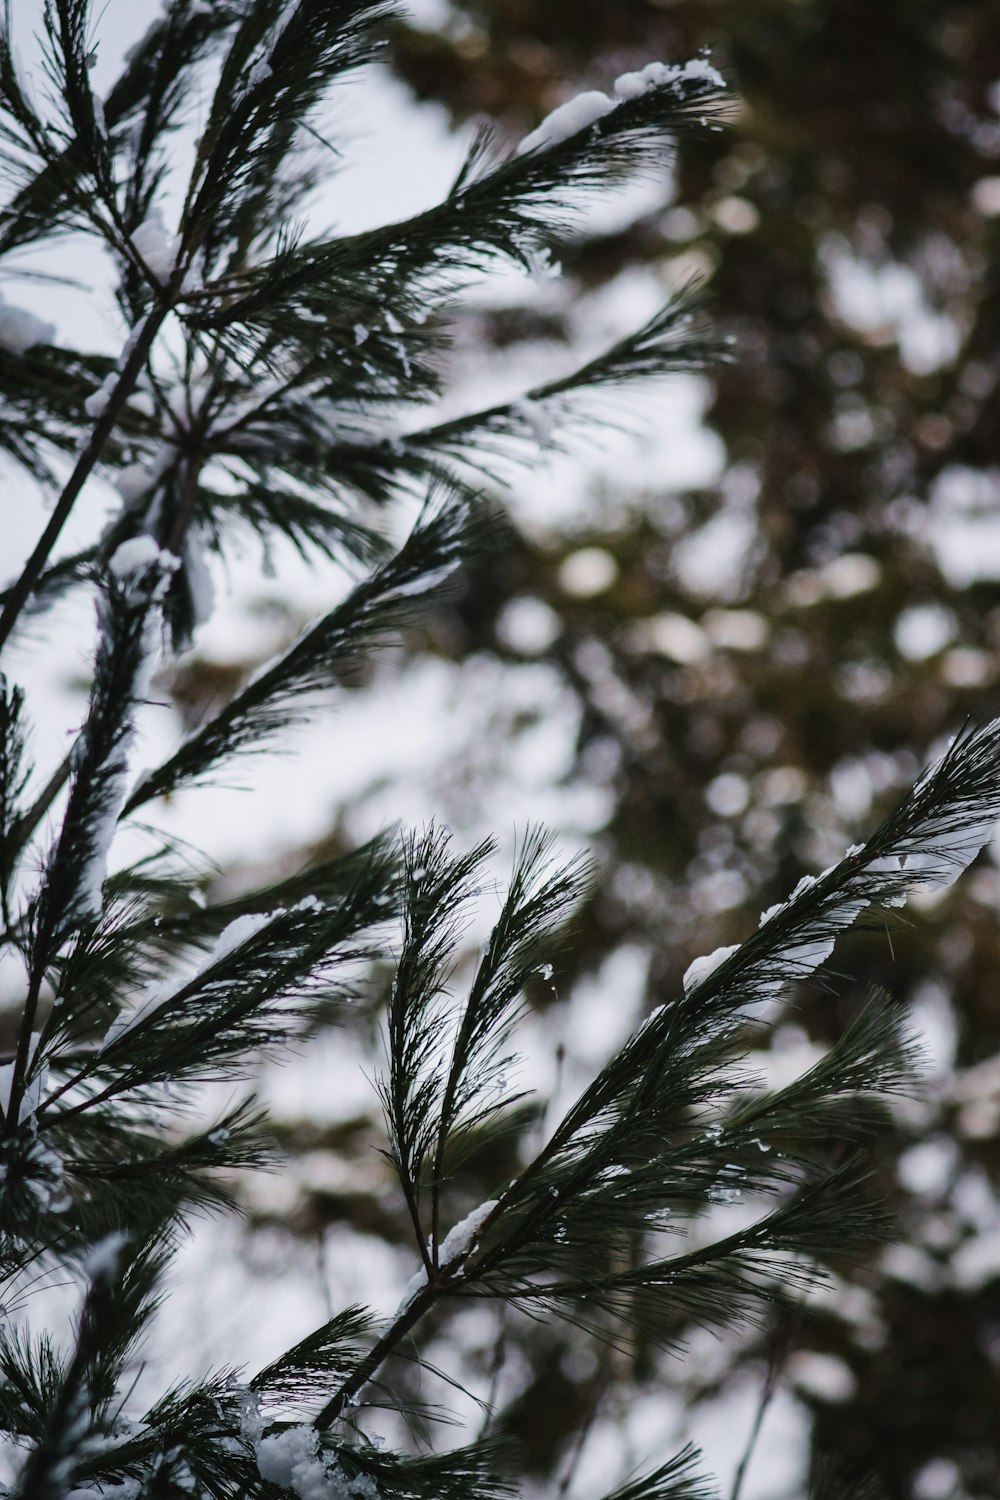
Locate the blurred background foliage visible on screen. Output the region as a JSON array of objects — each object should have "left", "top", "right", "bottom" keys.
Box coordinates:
[{"left": 171, "top": 3, "right": 1000, "bottom": 1497}]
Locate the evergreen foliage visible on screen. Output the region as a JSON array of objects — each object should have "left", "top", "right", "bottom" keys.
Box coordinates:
[{"left": 1, "top": 4, "right": 999, "bottom": 1499}]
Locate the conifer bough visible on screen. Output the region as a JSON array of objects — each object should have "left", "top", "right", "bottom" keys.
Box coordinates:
[{"left": 0, "top": 3, "right": 998, "bottom": 1498}]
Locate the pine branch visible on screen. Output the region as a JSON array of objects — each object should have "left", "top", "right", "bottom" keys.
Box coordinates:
[
  {"left": 251, "top": 1304, "right": 378, "bottom": 1414},
  {"left": 40, "top": 0, "right": 117, "bottom": 220},
  {"left": 29, "top": 546, "right": 172, "bottom": 963},
  {"left": 181, "top": 0, "right": 397, "bottom": 271},
  {"left": 0, "top": 306, "right": 168, "bottom": 651},
  {"left": 189, "top": 68, "right": 730, "bottom": 344},
  {"left": 55, "top": 1100, "right": 273, "bottom": 1242},
  {"left": 3, "top": 545, "right": 175, "bottom": 1137},
  {"left": 601, "top": 1446, "right": 718, "bottom": 1500},
  {"left": 38, "top": 869, "right": 385, "bottom": 1118},
  {"left": 0, "top": 675, "right": 31, "bottom": 926},
  {"left": 2, "top": 7, "right": 976, "bottom": 1497},
  {"left": 380, "top": 827, "right": 493, "bottom": 1253},
  {"left": 196, "top": 478, "right": 393, "bottom": 570},
  {"left": 294, "top": 280, "right": 722, "bottom": 502},
  {"left": 122, "top": 494, "right": 481, "bottom": 812},
  {"left": 122, "top": 831, "right": 401, "bottom": 954},
  {"left": 493, "top": 719, "right": 1000, "bottom": 1209},
  {"left": 10, "top": 1224, "right": 169, "bottom": 1500},
  {"left": 428, "top": 829, "right": 589, "bottom": 1249}
]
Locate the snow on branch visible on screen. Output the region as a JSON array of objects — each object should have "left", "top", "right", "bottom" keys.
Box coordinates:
[
  {"left": 517, "top": 58, "right": 725, "bottom": 156},
  {"left": 31, "top": 541, "right": 176, "bottom": 955}
]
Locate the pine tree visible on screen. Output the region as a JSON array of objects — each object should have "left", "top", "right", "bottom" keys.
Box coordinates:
[{"left": 1, "top": 4, "right": 999, "bottom": 1499}]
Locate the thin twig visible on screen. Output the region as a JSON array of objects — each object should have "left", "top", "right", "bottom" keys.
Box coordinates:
[{"left": 729, "top": 1323, "right": 794, "bottom": 1500}]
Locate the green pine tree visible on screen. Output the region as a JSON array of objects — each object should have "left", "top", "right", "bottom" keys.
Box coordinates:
[{"left": 1, "top": 4, "right": 999, "bottom": 1498}]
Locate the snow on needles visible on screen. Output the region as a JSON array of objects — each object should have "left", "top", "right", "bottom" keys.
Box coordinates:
[
  {"left": 256, "top": 1425, "right": 379, "bottom": 1500},
  {"left": 614, "top": 58, "right": 725, "bottom": 102},
  {"left": 683, "top": 944, "right": 739, "bottom": 995},
  {"left": 131, "top": 210, "right": 181, "bottom": 282},
  {"left": 109, "top": 535, "right": 174, "bottom": 592},
  {"left": 682, "top": 720, "right": 1000, "bottom": 1001},
  {"left": 398, "top": 1199, "right": 499, "bottom": 1313},
  {"left": 518, "top": 91, "right": 615, "bottom": 155},
  {"left": 517, "top": 57, "right": 725, "bottom": 155},
  {"left": 0, "top": 291, "right": 55, "bottom": 354},
  {"left": 438, "top": 1198, "right": 499, "bottom": 1264},
  {"left": 67, "top": 545, "right": 177, "bottom": 927},
  {"left": 101, "top": 908, "right": 275, "bottom": 1048}
]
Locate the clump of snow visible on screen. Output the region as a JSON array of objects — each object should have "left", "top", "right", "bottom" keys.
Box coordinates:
[
  {"left": 114, "top": 445, "right": 175, "bottom": 507},
  {"left": 525, "top": 244, "right": 562, "bottom": 281},
  {"left": 82, "top": 1231, "right": 128, "bottom": 1281},
  {"left": 65, "top": 545, "right": 184, "bottom": 931},
  {"left": 237, "top": 1386, "right": 264, "bottom": 1445},
  {"left": 682, "top": 943, "right": 739, "bottom": 994},
  {"left": 887, "top": 813, "right": 999, "bottom": 891},
  {"left": 518, "top": 90, "right": 615, "bottom": 154},
  {"left": 257, "top": 1426, "right": 324, "bottom": 1498},
  {"left": 115, "top": 461, "right": 157, "bottom": 504},
  {"left": 245, "top": 59, "right": 273, "bottom": 90},
  {"left": 84, "top": 373, "right": 117, "bottom": 419},
  {"left": 782, "top": 901, "right": 865, "bottom": 974},
  {"left": 511, "top": 397, "right": 556, "bottom": 448},
  {"left": 109, "top": 536, "right": 179, "bottom": 608},
  {"left": 131, "top": 210, "right": 181, "bottom": 281},
  {"left": 396, "top": 1265, "right": 427, "bottom": 1314},
  {"left": 109, "top": 535, "right": 166, "bottom": 581},
  {"left": 72, "top": 747, "right": 133, "bottom": 924},
  {"left": 516, "top": 57, "right": 724, "bottom": 155},
  {"left": 256, "top": 1427, "right": 378, "bottom": 1500},
  {"left": 386, "top": 558, "right": 461, "bottom": 599},
  {"left": 614, "top": 57, "right": 725, "bottom": 102},
  {"left": 0, "top": 291, "right": 55, "bottom": 354},
  {"left": 439, "top": 1198, "right": 498, "bottom": 1267},
  {"left": 397, "top": 1199, "right": 499, "bottom": 1314},
  {"left": 210, "top": 909, "right": 275, "bottom": 964}
]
